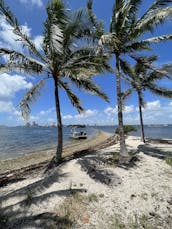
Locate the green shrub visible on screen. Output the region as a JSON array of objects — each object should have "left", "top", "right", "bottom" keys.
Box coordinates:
[
  {"left": 115, "top": 125, "right": 137, "bottom": 135},
  {"left": 165, "top": 157, "right": 172, "bottom": 166}
]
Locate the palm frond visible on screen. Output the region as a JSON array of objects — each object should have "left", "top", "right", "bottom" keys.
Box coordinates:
[
  {"left": 130, "top": 54, "right": 169, "bottom": 76},
  {"left": 43, "top": 0, "right": 67, "bottom": 57},
  {"left": 110, "top": 0, "right": 126, "bottom": 33},
  {"left": 119, "top": 58, "right": 135, "bottom": 78},
  {"left": 128, "top": 0, "right": 142, "bottom": 19},
  {"left": 69, "top": 75, "right": 109, "bottom": 102},
  {"left": 137, "top": 0, "right": 172, "bottom": 27},
  {"left": 59, "top": 80, "right": 84, "bottom": 113},
  {"left": 19, "top": 80, "right": 45, "bottom": 120},
  {"left": 121, "top": 88, "right": 132, "bottom": 101},
  {"left": 149, "top": 83, "right": 172, "bottom": 98},
  {"left": 161, "top": 63, "right": 172, "bottom": 76},
  {"left": 87, "top": 0, "right": 104, "bottom": 38},
  {"left": 62, "top": 48, "right": 112, "bottom": 75},
  {"left": 142, "top": 34, "right": 172, "bottom": 44},
  {"left": 0, "top": 48, "right": 45, "bottom": 73},
  {"left": 135, "top": 7, "right": 172, "bottom": 35}
]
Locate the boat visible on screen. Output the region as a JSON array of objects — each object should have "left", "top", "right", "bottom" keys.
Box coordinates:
[{"left": 69, "top": 125, "right": 87, "bottom": 140}]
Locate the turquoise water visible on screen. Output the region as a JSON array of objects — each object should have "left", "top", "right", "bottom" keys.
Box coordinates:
[{"left": 0, "top": 125, "right": 172, "bottom": 160}]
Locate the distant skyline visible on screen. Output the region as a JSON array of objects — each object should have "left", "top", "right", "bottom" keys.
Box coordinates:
[{"left": 0, "top": 0, "right": 172, "bottom": 126}]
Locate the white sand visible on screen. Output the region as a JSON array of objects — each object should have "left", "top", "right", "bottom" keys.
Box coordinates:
[{"left": 0, "top": 136, "right": 172, "bottom": 228}]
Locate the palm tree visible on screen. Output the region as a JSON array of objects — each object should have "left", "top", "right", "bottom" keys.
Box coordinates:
[
  {"left": 92, "top": 0, "right": 172, "bottom": 157},
  {"left": 120, "top": 55, "right": 172, "bottom": 143},
  {"left": 0, "top": 0, "right": 111, "bottom": 165}
]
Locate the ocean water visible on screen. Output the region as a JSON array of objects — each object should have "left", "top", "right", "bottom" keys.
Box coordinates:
[
  {"left": 0, "top": 125, "right": 172, "bottom": 160},
  {"left": 0, "top": 126, "right": 96, "bottom": 160}
]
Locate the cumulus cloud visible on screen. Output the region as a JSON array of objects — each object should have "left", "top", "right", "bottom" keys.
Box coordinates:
[
  {"left": 0, "top": 16, "right": 31, "bottom": 51},
  {"left": 19, "top": 0, "right": 43, "bottom": 7},
  {"left": 0, "top": 16, "right": 43, "bottom": 53},
  {"left": 0, "top": 73, "right": 32, "bottom": 100},
  {"left": 39, "top": 107, "right": 55, "bottom": 116},
  {"left": 75, "top": 109, "right": 98, "bottom": 119},
  {"left": 123, "top": 105, "right": 134, "bottom": 114},
  {"left": 104, "top": 105, "right": 134, "bottom": 116},
  {"left": 33, "top": 35, "right": 43, "bottom": 50},
  {"left": 144, "top": 100, "right": 161, "bottom": 111},
  {"left": 63, "top": 115, "right": 73, "bottom": 120},
  {"left": 0, "top": 101, "right": 14, "bottom": 113},
  {"left": 0, "top": 73, "right": 32, "bottom": 124},
  {"left": 104, "top": 106, "right": 117, "bottom": 115}
]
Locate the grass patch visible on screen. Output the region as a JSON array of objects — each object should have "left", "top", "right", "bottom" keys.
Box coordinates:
[
  {"left": 54, "top": 192, "right": 98, "bottom": 227},
  {"left": 165, "top": 157, "right": 172, "bottom": 166},
  {"left": 109, "top": 214, "right": 160, "bottom": 229},
  {"left": 25, "top": 188, "right": 34, "bottom": 205},
  {"left": 88, "top": 193, "right": 98, "bottom": 202},
  {"left": 108, "top": 151, "right": 139, "bottom": 166}
]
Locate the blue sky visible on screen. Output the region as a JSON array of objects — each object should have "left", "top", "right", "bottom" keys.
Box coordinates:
[{"left": 0, "top": 0, "right": 172, "bottom": 126}]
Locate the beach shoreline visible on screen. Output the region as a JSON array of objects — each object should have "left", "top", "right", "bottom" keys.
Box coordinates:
[{"left": 0, "top": 130, "right": 112, "bottom": 175}]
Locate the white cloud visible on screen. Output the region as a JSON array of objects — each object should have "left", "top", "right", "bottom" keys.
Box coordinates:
[
  {"left": 63, "top": 115, "right": 73, "bottom": 120},
  {"left": 19, "top": 0, "right": 43, "bottom": 7},
  {"left": 169, "top": 102, "right": 172, "bottom": 106},
  {"left": 0, "top": 73, "right": 32, "bottom": 100},
  {"left": 104, "top": 105, "right": 134, "bottom": 116},
  {"left": 123, "top": 105, "right": 134, "bottom": 114},
  {"left": 0, "top": 101, "right": 14, "bottom": 113},
  {"left": 104, "top": 106, "right": 117, "bottom": 115},
  {"left": 75, "top": 109, "right": 98, "bottom": 119},
  {"left": 39, "top": 107, "right": 55, "bottom": 116},
  {"left": 33, "top": 35, "right": 43, "bottom": 50},
  {"left": 0, "top": 16, "right": 42, "bottom": 53},
  {"left": 0, "top": 16, "right": 31, "bottom": 52},
  {"left": 144, "top": 100, "right": 161, "bottom": 111}
]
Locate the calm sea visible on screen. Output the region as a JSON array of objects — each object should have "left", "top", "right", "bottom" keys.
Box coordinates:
[{"left": 0, "top": 125, "right": 172, "bottom": 160}]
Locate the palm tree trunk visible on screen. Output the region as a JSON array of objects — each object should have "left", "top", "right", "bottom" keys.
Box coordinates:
[
  {"left": 138, "top": 92, "right": 145, "bottom": 143},
  {"left": 115, "top": 54, "right": 128, "bottom": 157},
  {"left": 54, "top": 77, "right": 63, "bottom": 163}
]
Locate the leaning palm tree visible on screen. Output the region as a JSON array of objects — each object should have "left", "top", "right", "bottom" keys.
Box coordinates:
[
  {"left": 120, "top": 55, "right": 172, "bottom": 143},
  {"left": 92, "top": 0, "right": 172, "bottom": 157},
  {"left": 0, "top": 0, "right": 111, "bottom": 165}
]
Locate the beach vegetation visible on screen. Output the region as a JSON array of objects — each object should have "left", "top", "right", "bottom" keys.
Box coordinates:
[
  {"left": 165, "top": 157, "right": 172, "bottom": 166},
  {"left": 108, "top": 213, "right": 159, "bottom": 229},
  {"left": 88, "top": 193, "right": 98, "bottom": 202},
  {"left": 0, "top": 0, "right": 111, "bottom": 166},
  {"left": 90, "top": 0, "right": 172, "bottom": 159},
  {"left": 115, "top": 125, "right": 137, "bottom": 135},
  {"left": 54, "top": 192, "right": 99, "bottom": 227},
  {"left": 25, "top": 188, "right": 34, "bottom": 205}
]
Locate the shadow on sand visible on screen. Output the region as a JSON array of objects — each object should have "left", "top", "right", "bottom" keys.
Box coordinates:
[
  {"left": 138, "top": 144, "right": 172, "bottom": 159},
  {"left": 0, "top": 166, "right": 86, "bottom": 229}
]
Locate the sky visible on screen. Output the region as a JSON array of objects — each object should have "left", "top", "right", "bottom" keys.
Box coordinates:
[{"left": 0, "top": 0, "right": 172, "bottom": 126}]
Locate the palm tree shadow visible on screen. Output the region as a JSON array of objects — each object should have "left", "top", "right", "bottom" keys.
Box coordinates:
[
  {"left": 0, "top": 166, "right": 67, "bottom": 203},
  {"left": 77, "top": 149, "right": 122, "bottom": 186},
  {"left": 0, "top": 211, "right": 73, "bottom": 229},
  {"left": 138, "top": 144, "right": 172, "bottom": 159},
  {"left": 0, "top": 165, "right": 86, "bottom": 229}
]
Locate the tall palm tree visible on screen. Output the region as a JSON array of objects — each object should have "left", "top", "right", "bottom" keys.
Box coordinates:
[
  {"left": 0, "top": 0, "right": 111, "bottom": 164},
  {"left": 93, "top": 0, "right": 172, "bottom": 157},
  {"left": 120, "top": 55, "right": 172, "bottom": 143}
]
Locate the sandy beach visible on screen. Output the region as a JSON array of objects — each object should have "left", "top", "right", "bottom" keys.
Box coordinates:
[{"left": 0, "top": 135, "right": 172, "bottom": 228}]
